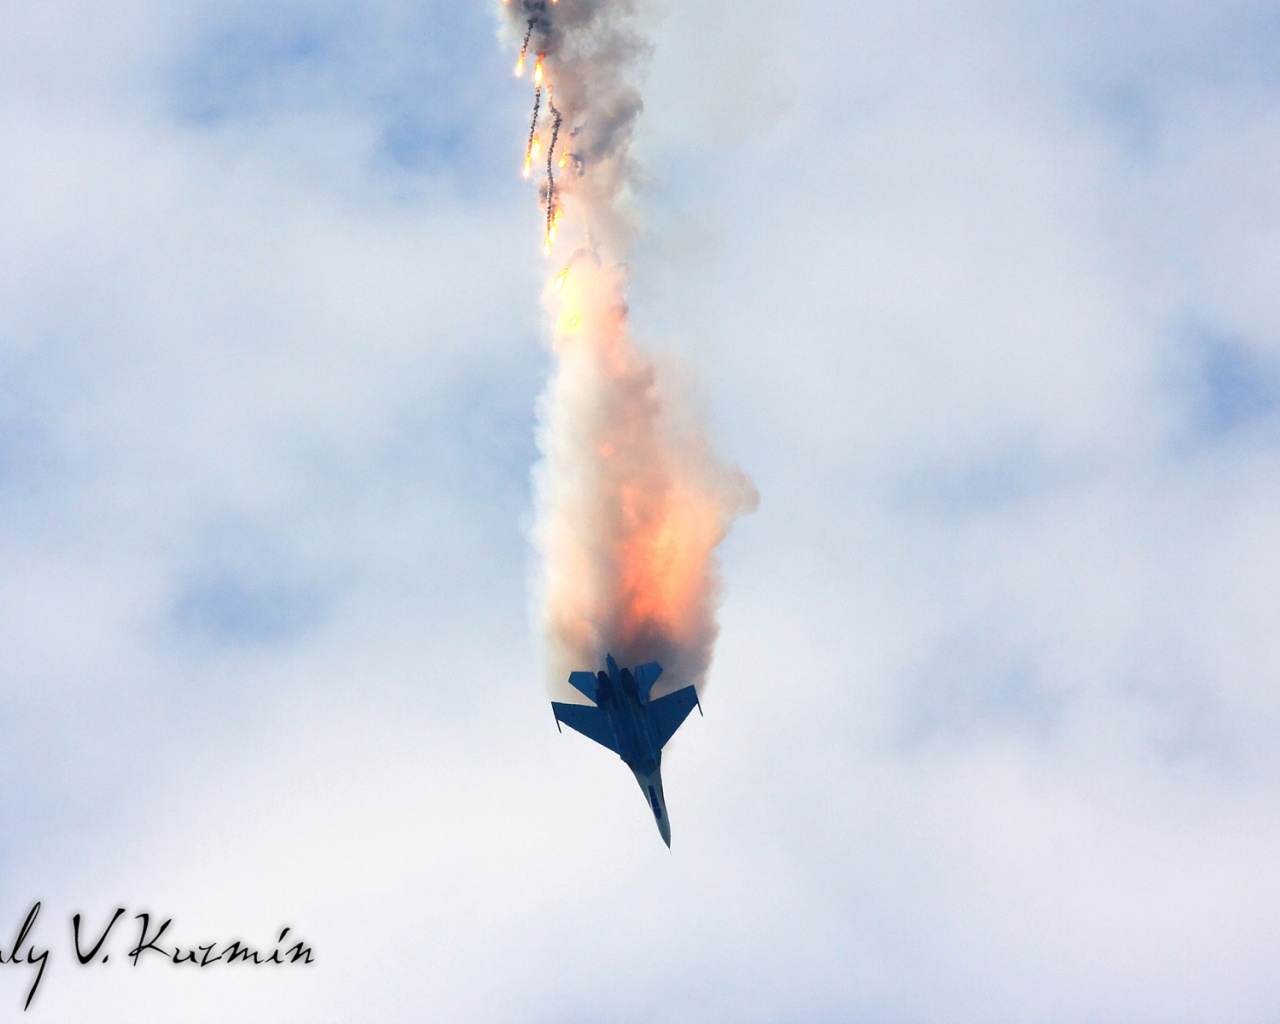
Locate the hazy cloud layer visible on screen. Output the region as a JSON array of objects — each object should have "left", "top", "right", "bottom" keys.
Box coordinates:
[{"left": 2, "top": 0, "right": 1278, "bottom": 1020}]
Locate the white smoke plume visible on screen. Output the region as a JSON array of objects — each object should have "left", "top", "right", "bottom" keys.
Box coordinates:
[{"left": 500, "top": 0, "right": 757, "bottom": 697}]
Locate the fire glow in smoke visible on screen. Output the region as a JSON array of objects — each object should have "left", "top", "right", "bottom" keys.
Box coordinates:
[{"left": 501, "top": 0, "right": 757, "bottom": 695}]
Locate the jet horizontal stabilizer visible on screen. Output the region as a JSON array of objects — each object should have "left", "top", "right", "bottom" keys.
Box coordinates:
[
  {"left": 632, "top": 661, "right": 663, "bottom": 698},
  {"left": 567, "top": 670, "right": 600, "bottom": 702}
]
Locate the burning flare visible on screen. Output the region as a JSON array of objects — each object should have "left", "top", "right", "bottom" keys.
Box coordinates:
[{"left": 515, "top": 20, "right": 532, "bottom": 76}]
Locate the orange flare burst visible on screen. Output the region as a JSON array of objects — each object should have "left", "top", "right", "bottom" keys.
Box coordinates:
[
  {"left": 514, "top": 52, "right": 525, "bottom": 76},
  {"left": 533, "top": 57, "right": 545, "bottom": 87},
  {"left": 613, "top": 483, "right": 725, "bottom": 649}
]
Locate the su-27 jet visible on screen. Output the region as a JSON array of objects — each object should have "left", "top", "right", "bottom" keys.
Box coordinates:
[{"left": 552, "top": 654, "right": 701, "bottom": 847}]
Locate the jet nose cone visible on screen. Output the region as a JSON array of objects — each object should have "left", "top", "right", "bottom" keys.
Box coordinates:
[{"left": 632, "top": 767, "right": 673, "bottom": 848}]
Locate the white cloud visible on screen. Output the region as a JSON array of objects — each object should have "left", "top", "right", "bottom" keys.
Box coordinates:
[{"left": 2, "top": 0, "right": 1279, "bottom": 1020}]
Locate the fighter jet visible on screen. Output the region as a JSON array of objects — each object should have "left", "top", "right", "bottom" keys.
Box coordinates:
[{"left": 552, "top": 654, "right": 701, "bottom": 847}]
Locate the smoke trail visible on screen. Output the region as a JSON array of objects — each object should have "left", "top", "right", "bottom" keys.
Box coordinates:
[{"left": 501, "top": 0, "right": 757, "bottom": 697}]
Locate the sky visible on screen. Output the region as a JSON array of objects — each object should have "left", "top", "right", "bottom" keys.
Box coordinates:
[{"left": 2, "top": 0, "right": 1280, "bottom": 1019}]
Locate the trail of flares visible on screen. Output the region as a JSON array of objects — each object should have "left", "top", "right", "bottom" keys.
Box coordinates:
[
  {"left": 514, "top": 19, "right": 533, "bottom": 76},
  {"left": 500, "top": 0, "right": 756, "bottom": 696},
  {"left": 521, "top": 84, "right": 541, "bottom": 178},
  {"left": 544, "top": 95, "right": 563, "bottom": 252}
]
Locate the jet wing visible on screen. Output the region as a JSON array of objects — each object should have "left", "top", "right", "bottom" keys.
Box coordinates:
[
  {"left": 644, "top": 685, "right": 700, "bottom": 751},
  {"left": 551, "top": 701, "right": 620, "bottom": 754}
]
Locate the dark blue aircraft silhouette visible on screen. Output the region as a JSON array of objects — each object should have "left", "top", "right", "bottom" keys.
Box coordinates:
[{"left": 552, "top": 654, "right": 701, "bottom": 847}]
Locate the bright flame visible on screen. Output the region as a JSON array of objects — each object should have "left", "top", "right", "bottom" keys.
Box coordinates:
[
  {"left": 514, "top": 52, "right": 525, "bottom": 76},
  {"left": 613, "top": 486, "right": 727, "bottom": 645},
  {"left": 559, "top": 151, "right": 569, "bottom": 169},
  {"left": 522, "top": 154, "right": 532, "bottom": 178},
  {"left": 533, "top": 57, "right": 545, "bottom": 87},
  {"left": 554, "top": 267, "right": 569, "bottom": 290},
  {"left": 531, "top": 139, "right": 541, "bottom": 161}
]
